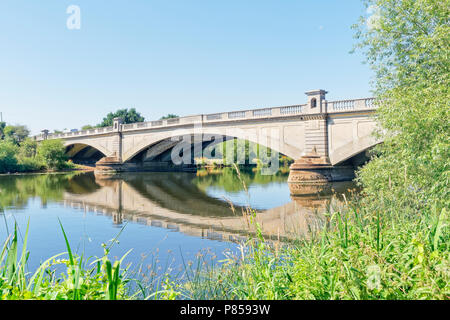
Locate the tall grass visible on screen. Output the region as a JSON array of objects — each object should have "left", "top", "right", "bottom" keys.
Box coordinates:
[
  {"left": 146, "top": 165, "right": 449, "bottom": 300},
  {"left": 176, "top": 196, "right": 449, "bottom": 300},
  {"left": 0, "top": 219, "right": 136, "bottom": 300}
]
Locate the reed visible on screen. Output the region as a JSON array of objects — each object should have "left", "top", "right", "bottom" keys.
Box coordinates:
[
  {"left": 0, "top": 219, "right": 135, "bottom": 300},
  {"left": 178, "top": 202, "right": 449, "bottom": 300}
]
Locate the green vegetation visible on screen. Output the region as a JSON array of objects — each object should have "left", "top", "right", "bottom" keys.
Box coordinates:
[
  {"left": 353, "top": 0, "right": 449, "bottom": 211},
  {"left": 98, "top": 108, "right": 145, "bottom": 128},
  {"left": 194, "top": 167, "right": 289, "bottom": 193},
  {"left": 36, "top": 140, "right": 70, "bottom": 170},
  {"left": 0, "top": 221, "right": 132, "bottom": 300},
  {"left": 159, "top": 114, "right": 179, "bottom": 120},
  {"left": 81, "top": 108, "right": 145, "bottom": 129},
  {"left": 174, "top": 197, "right": 449, "bottom": 299},
  {"left": 81, "top": 125, "right": 94, "bottom": 131},
  {"left": 0, "top": 130, "right": 75, "bottom": 173},
  {"left": 200, "top": 138, "right": 294, "bottom": 173},
  {"left": 1, "top": 125, "right": 30, "bottom": 144}
]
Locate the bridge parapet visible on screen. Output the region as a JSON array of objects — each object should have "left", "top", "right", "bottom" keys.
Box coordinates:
[
  {"left": 36, "top": 126, "right": 114, "bottom": 141},
  {"left": 328, "top": 97, "right": 376, "bottom": 112}
]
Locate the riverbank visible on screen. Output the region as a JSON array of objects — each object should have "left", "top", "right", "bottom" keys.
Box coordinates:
[{"left": 0, "top": 164, "right": 94, "bottom": 176}]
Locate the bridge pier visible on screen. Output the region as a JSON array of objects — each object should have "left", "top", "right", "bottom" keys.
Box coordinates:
[
  {"left": 287, "top": 148, "right": 355, "bottom": 196},
  {"left": 95, "top": 156, "right": 124, "bottom": 173},
  {"left": 286, "top": 89, "right": 358, "bottom": 195}
]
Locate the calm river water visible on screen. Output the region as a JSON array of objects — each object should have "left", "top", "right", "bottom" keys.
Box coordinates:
[{"left": 0, "top": 168, "right": 354, "bottom": 277}]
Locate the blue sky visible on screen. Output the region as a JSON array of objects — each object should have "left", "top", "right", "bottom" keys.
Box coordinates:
[{"left": 0, "top": 1, "right": 373, "bottom": 134}]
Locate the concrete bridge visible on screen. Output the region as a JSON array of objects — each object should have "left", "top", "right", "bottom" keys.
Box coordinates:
[{"left": 35, "top": 90, "right": 380, "bottom": 182}]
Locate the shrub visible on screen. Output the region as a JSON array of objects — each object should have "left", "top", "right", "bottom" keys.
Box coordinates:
[
  {"left": 0, "top": 141, "right": 19, "bottom": 173},
  {"left": 36, "top": 139, "right": 68, "bottom": 170},
  {"left": 353, "top": 0, "right": 449, "bottom": 210},
  {"left": 17, "top": 157, "right": 44, "bottom": 172}
]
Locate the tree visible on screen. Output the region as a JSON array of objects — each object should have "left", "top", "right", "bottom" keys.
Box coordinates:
[
  {"left": 0, "top": 141, "right": 19, "bottom": 173},
  {"left": 0, "top": 122, "right": 6, "bottom": 140},
  {"left": 3, "top": 125, "right": 30, "bottom": 144},
  {"left": 353, "top": 0, "right": 449, "bottom": 209},
  {"left": 19, "top": 138, "right": 38, "bottom": 158},
  {"left": 159, "top": 114, "right": 179, "bottom": 120},
  {"left": 36, "top": 139, "right": 68, "bottom": 170},
  {"left": 81, "top": 125, "right": 95, "bottom": 130},
  {"left": 98, "top": 108, "right": 145, "bottom": 127}
]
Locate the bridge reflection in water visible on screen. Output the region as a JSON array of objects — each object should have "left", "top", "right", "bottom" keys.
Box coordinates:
[{"left": 62, "top": 171, "right": 355, "bottom": 242}]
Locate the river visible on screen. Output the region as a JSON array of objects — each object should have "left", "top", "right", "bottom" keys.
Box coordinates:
[{"left": 0, "top": 168, "right": 354, "bottom": 280}]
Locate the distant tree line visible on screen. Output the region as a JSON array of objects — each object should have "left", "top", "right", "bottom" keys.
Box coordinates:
[
  {"left": 80, "top": 108, "right": 179, "bottom": 130},
  {"left": 0, "top": 121, "right": 72, "bottom": 173}
]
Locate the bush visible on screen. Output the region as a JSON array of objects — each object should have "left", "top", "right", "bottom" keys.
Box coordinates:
[
  {"left": 19, "top": 138, "right": 38, "bottom": 158},
  {"left": 353, "top": 0, "right": 449, "bottom": 210},
  {"left": 0, "top": 141, "right": 19, "bottom": 173},
  {"left": 36, "top": 139, "right": 68, "bottom": 170},
  {"left": 179, "top": 203, "right": 449, "bottom": 300},
  {"left": 16, "top": 157, "right": 45, "bottom": 172}
]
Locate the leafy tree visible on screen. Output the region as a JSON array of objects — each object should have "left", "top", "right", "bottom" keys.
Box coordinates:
[
  {"left": 0, "top": 122, "right": 6, "bottom": 139},
  {"left": 159, "top": 114, "right": 179, "bottom": 120},
  {"left": 98, "top": 108, "right": 145, "bottom": 127},
  {"left": 3, "top": 125, "right": 30, "bottom": 144},
  {"left": 81, "top": 125, "right": 95, "bottom": 130},
  {"left": 19, "top": 138, "right": 38, "bottom": 158},
  {"left": 353, "top": 0, "right": 449, "bottom": 209},
  {"left": 0, "top": 141, "right": 19, "bottom": 173},
  {"left": 36, "top": 139, "right": 68, "bottom": 170}
]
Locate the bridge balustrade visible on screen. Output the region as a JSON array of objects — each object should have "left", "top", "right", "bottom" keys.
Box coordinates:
[
  {"left": 151, "top": 120, "right": 163, "bottom": 127},
  {"left": 280, "top": 105, "right": 304, "bottom": 115},
  {"left": 331, "top": 100, "right": 355, "bottom": 111},
  {"left": 328, "top": 98, "right": 378, "bottom": 113},
  {"left": 167, "top": 118, "right": 180, "bottom": 124},
  {"left": 252, "top": 108, "right": 272, "bottom": 117},
  {"left": 206, "top": 113, "right": 222, "bottom": 121},
  {"left": 228, "top": 111, "right": 246, "bottom": 119}
]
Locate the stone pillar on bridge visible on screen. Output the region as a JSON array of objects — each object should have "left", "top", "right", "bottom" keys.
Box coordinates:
[
  {"left": 95, "top": 117, "right": 124, "bottom": 172},
  {"left": 111, "top": 117, "right": 123, "bottom": 161},
  {"left": 288, "top": 90, "right": 354, "bottom": 194},
  {"left": 41, "top": 129, "right": 49, "bottom": 140},
  {"left": 303, "top": 89, "right": 329, "bottom": 157}
]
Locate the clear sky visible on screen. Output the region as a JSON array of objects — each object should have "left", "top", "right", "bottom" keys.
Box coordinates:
[{"left": 0, "top": 0, "right": 373, "bottom": 135}]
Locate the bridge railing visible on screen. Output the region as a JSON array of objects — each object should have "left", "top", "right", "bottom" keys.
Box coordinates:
[
  {"left": 118, "top": 104, "right": 307, "bottom": 132},
  {"left": 38, "top": 126, "right": 114, "bottom": 141},
  {"left": 328, "top": 98, "right": 376, "bottom": 113},
  {"left": 34, "top": 98, "right": 376, "bottom": 140}
]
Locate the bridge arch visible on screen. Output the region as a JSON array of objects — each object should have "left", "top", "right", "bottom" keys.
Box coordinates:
[
  {"left": 330, "top": 135, "right": 382, "bottom": 166},
  {"left": 122, "top": 127, "right": 290, "bottom": 163},
  {"left": 64, "top": 142, "right": 109, "bottom": 163}
]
